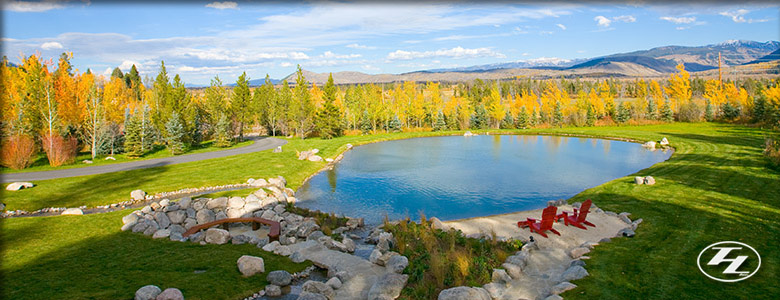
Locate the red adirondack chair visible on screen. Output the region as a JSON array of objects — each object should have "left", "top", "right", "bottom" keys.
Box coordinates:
[
  {"left": 556, "top": 199, "right": 596, "bottom": 230},
  {"left": 517, "top": 206, "right": 561, "bottom": 238}
]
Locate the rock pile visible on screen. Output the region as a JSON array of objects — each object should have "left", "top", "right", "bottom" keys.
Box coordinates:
[
  {"left": 298, "top": 149, "right": 323, "bottom": 162},
  {"left": 134, "top": 285, "right": 183, "bottom": 300},
  {"left": 634, "top": 176, "right": 656, "bottom": 185}
]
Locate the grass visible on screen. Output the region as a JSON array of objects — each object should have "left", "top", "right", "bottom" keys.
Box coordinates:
[
  {"left": 284, "top": 202, "right": 349, "bottom": 234},
  {"left": 0, "top": 210, "right": 309, "bottom": 300},
  {"left": 1, "top": 139, "right": 253, "bottom": 174},
  {"left": 196, "top": 188, "right": 258, "bottom": 199},
  {"left": 385, "top": 215, "right": 522, "bottom": 299},
  {"left": 2, "top": 122, "right": 779, "bottom": 299}
]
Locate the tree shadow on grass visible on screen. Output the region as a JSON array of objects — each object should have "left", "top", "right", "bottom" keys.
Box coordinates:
[
  {"left": 564, "top": 192, "right": 779, "bottom": 300},
  {"left": 660, "top": 131, "right": 766, "bottom": 149},
  {"left": 1, "top": 217, "right": 308, "bottom": 300}
]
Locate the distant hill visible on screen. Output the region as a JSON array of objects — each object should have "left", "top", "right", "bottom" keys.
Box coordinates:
[{"left": 744, "top": 48, "right": 780, "bottom": 65}]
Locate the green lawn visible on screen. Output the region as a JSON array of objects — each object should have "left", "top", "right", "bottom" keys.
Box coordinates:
[
  {"left": 2, "top": 139, "right": 253, "bottom": 174},
  {"left": 1, "top": 123, "right": 778, "bottom": 299}
]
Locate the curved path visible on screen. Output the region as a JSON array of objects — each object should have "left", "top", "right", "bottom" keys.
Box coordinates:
[{"left": 3, "top": 136, "right": 286, "bottom": 183}]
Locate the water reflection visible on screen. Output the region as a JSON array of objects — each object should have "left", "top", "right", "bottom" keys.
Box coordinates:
[{"left": 296, "top": 135, "right": 672, "bottom": 225}]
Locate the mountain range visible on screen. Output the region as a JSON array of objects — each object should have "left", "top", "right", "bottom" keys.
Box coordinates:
[{"left": 228, "top": 40, "right": 780, "bottom": 87}]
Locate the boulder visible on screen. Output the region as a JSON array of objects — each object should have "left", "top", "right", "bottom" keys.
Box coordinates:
[
  {"left": 325, "top": 277, "right": 342, "bottom": 290},
  {"left": 155, "top": 212, "right": 171, "bottom": 229},
  {"left": 568, "top": 247, "right": 591, "bottom": 259},
  {"left": 545, "top": 295, "right": 564, "bottom": 300},
  {"left": 152, "top": 229, "right": 171, "bottom": 239},
  {"left": 659, "top": 137, "right": 669, "bottom": 146},
  {"left": 429, "top": 217, "right": 445, "bottom": 230},
  {"left": 183, "top": 218, "right": 197, "bottom": 230},
  {"left": 232, "top": 235, "right": 251, "bottom": 245},
  {"left": 297, "top": 220, "right": 320, "bottom": 237},
  {"left": 560, "top": 265, "right": 589, "bottom": 281},
  {"left": 226, "top": 208, "right": 243, "bottom": 219},
  {"left": 619, "top": 213, "right": 632, "bottom": 224},
  {"left": 237, "top": 255, "right": 265, "bottom": 277},
  {"left": 169, "top": 232, "right": 184, "bottom": 242},
  {"left": 61, "top": 208, "right": 83, "bottom": 215},
  {"left": 196, "top": 209, "right": 215, "bottom": 224},
  {"left": 134, "top": 285, "right": 161, "bottom": 300},
  {"left": 150, "top": 202, "right": 162, "bottom": 211},
  {"left": 631, "top": 218, "right": 644, "bottom": 230},
  {"left": 274, "top": 245, "right": 292, "bottom": 256},
  {"left": 570, "top": 260, "right": 586, "bottom": 268},
  {"left": 290, "top": 251, "right": 306, "bottom": 263},
  {"left": 619, "top": 228, "right": 636, "bottom": 237},
  {"left": 644, "top": 176, "right": 656, "bottom": 185},
  {"left": 6, "top": 182, "right": 34, "bottom": 191},
  {"left": 131, "top": 190, "right": 146, "bottom": 201},
  {"left": 307, "top": 231, "right": 326, "bottom": 241},
  {"left": 273, "top": 146, "right": 282, "bottom": 153},
  {"left": 167, "top": 210, "right": 187, "bottom": 224},
  {"left": 437, "top": 286, "right": 491, "bottom": 300},
  {"left": 228, "top": 197, "right": 244, "bottom": 208},
  {"left": 155, "top": 288, "right": 183, "bottom": 300},
  {"left": 642, "top": 141, "right": 656, "bottom": 149},
  {"left": 215, "top": 211, "right": 228, "bottom": 221},
  {"left": 131, "top": 222, "right": 150, "bottom": 233},
  {"left": 367, "top": 273, "right": 408, "bottom": 300},
  {"left": 204, "top": 228, "right": 231, "bottom": 244},
  {"left": 308, "top": 155, "right": 323, "bottom": 162},
  {"left": 122, "top": 221, "right": 137, "bottom": 232},
  {"left": 178, "top": 197, "right": 192, "bottom": 209},
  {"left": 345, "top": 143, "right": 353, "bottom": 149},
  {"left": 244, "top": 201, "right": 262, "bottom": 213},
  {"left": 386, "top": 255, "right": 409, "bottom": 274},
  {"left": 342, "top": 237, "right": 356, "bottom": 253},
  {"left": 551, "top": 282, "right": 577, "bottom": 295},
  {"left": 505, "top": 253, "right": 528, "bottom": 268},
  {"left": 377, "top": 251, "right": 400, "bottom": 266},
  {"left": 123, "top": 213, "right": 140, "bottom": 225},
  {"left": 297, "top": 292, "right": 327, "bottom": 300},
  {"left": 634, "top": 177, "right": 644, "bottom": 185},
  {"left": 302, "top": 280, "right": 335, "bottom": 299},
  {"left": 491, "top": 269, "right": 512, "bottom": 284},
  {"left": 482, "top": 282, "right": 506, "bottom": 299},
  {"left": 206, "top": 197, "right": 228, "bottom": 209},
  {"left": 191, "top": 199, "right": 206, "bottom": 211},
  {"left": 265, "top": 284, "right": 282, "bottom": 297},
  {"left": 267, "top": 270, "right": 293, "bottom": 286},
  {"left": 501, "top": 263, "right": 522, "bottom": 279},
  {"left": 262, "top": 241, "right": 280, "bottom": 252}
]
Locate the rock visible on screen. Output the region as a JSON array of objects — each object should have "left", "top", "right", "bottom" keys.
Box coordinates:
[
  {"left": 191, "top": 199, "right": 206, "bottom": 211},
  {"left": 82, "top": 159, "right": 93, "bottom": 164},
  {"left": 105, "top": 156, "right": 116, "bottom": 160},
  {"left": 482, "top": 282, "right": 506, "bottom": 299},
  {"left": 206, "top": 197, "right": 228, "bottom": 209},
  {"left": 169, "top": 231, "right": 184, "bottom": 242},
  {"left": 545, "top": 295, "right": 563, "bottom": 300},
  {"left": 290, "top": 251, "right": 306, "bottom": 263},
  {"left": 6, "top": 182, "right": 34, "bottom": 191},
  {"left": 307, "top": 231, "right": 325, "bottom": 241},
  {"left": 61, "top": 208, "right": 83, "bottom": 215},
  {"left": 273, "top": 146, "right": 282, "bottom": 153},
  {"left": 325, "top": 277, "right": 342, "bottom": 290},
  {"left": 619, "top": 213, "right": 632, "bottom": 224},
  {"left": 232, "top": 234, "right": 251, "bottom": 245},
  {"left": 143, "top": 224, "right": 159, "bottom": 236},
  {"left": 243, "top": 201, "right": 262, "bottom": 213},
  {"left": 150, "top": 202, "right": 162, "bottom": 211},
  {"left": 570, "top": 260, "right": 586, "bottom": 268},
  {"left": 298, "top": 150, "right": 313, "bottom": 160},
  {"left": 155, "top": 212, "right": 171, "bottom": 229},
  {"left": 505, "top": 252, "right": 528, "bottom": 268},
  {"left": 346, "top": 217, "right": 364, "bottom": 229},
  {"left": 634, "top": 176, "right": 644, "bottom": 185},
  {"left": 368, "top": 273, "right": 408, "bottom": 300},
  {"left": 226, "top": 208, "right": 243, "bottom": 219},
  {"left": 297, "top": 292, "right": 327, "bottom": 300},
  {"left": 274, "top": 245, "right": 292, "bottom": 256},
  {"left": 631, "top": 218, "right": 644, "bottom": 230},
  {"left": 215, "top": 211, "right": 227, "bottom": 221},
  {"left": 302, "top": 280, "right": 335, "bottom": 299},
  {"left": 297, "top": 220, "right": 320, "bottom": 237},
  {"left": 491, "top": 269, "right": 512, "bottom": 284},
  {"left": 560, "top": 265, "right": 589, "bottom": 281},
  {"left": 437, "top": 286, "right": 490, "bottom": 300},
  {"left": 342, "top": 237, "right": 356, "bottom": 253},
  {"left": 642, "top": 141, "right": 656, "bottom": 149},
  {"left": 599, "top": 237, "right": 612, "bottom": 243},
  {"left": 551, "top": 282, "right": 577, "bottom": 295},
  {"left": 122, "top": 221, "right": 137, "bottom": 231},
  {"left": 183, "top": 218, "right": 197, "bottom": 229},
  {"left": 463, "top": 131, "right": 476, "bottom": 137},
  {"left": 273, "top": 204, "right": 286, "bottom": 214},
  {"left": 569, "top": 247, "right": 591, "bottom": 259},
  {"left": 189, "top": 232, "right": 205, "bottom": 243},
  {"left": 159, "top": 199, "right": 171, "bottom": 207},
  {"left": 155, "top": 288, "right": 183, "bottom": 300},
  {"left": 644, "top": 176, "right": 656, "bottom": 185},
  {"left": 152, "top": 229, "right": 171, "bottom": 239},
  {"left": 167, "top": 210, "right": 187, "bottom": 224},
  {"left": 619, "top": 228, "right": 636, "bottom": 237},
  {"left": 376, "top": 251, "right": 399, "bottom": 266},
  {"left": 386, "top": 255, "right": 409, "bottom": 274},
  {"left": 262, "top": 241, "right": 280, "bottom": 252},
  {"left": 267, "top": 270, "right": 293, "bottom": 286},
  {"left": 131, "top": 190, "right": 146, "bottom": 201},
  {"left": 178, "top": 197, "right": 192, "bottom": 209},
  {"left": 228, "top": 197, "right": 244, "bottom": 208},
  {"left": 237, "top": 255, "right": 265, "bottom": 277},
  {"left": 204, "top": 228, "right": 231, "bottom": 244},
  {"left": 134, "top": 285, "right": 161, "bottom": 300},
  {"left": 307, "top": 155, "right": 323, "bottom": 162},
  {"left": 265, "top": 284, "right": 282, "bottom": 297},
  {"left": 501, "top": 263, "right": 522, "bottom": 279},
  {"left": 131, "top": 222, "right": 150, "bottom": 233},
  {"left": 429, "top": 217, "right": 445, "bottom": 230},
  {"left": 659, "top": 137, "right": 669, "bottom": 146}
]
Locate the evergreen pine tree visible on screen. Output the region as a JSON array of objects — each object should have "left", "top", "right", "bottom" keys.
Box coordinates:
[
  {"left": 433, "top": 111, "right": 447, "bottom": 131},
  {"left": 214, "top": 113, "right": 233, "bottom": 147},
  {"left": 647, "top": 96, "right": 658, "bottom": 120},
  {"left": 360, "top": 110, "right": 373, "bottom": 134},
  {"left": 529, "top": 108, "right": 538, "bottom": 127},
  {"left": 616, "top": 102, "right": 631, "bottom": 124},
  {"left": 165, "top": 112, "right": 186, "bottom": 155},
  {"left": 315, "top": 73, "right": 343, "bottom": 139},
  {"left": 586, "top": 104, "right": 597, "bottom": 126},
  {"left": 500, "top": 110, "right": 515, "bottom": 129},
  {"left": 516, "top": 107, "right": 529, "bottom": 129},
  {"left": 660, "top": 99, "right": 674, "bottom": 122},
  {"left": 752, "top": 96, "right": 768, "bottom": 123},
  {"left": 140, "top": 105, "right": 155, "bottom": 152},
  {"left": 470, "top": 104, "right": 488, "bottom": 129},
  {"left": 704, "top": 100, "right": 714, "bottom": 121},
  {"left": 388, "top": 115, "right": 403, "bottom": 132},
  {"left": 553, "top": 101, "right": 564, "bottom": 127},
  {"left": 124, "top": 115, "right": 143, "bottom": 158}
]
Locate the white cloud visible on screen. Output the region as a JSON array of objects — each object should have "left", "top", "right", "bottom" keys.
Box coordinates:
[
  {"left": 118, "top": 60, "right": 141, "bottom": 71},
  {"left": 676, "top": 27, "right": 688, "bottom": 30},
  {"left": 4, "top": 1, "right": 64, "bottom": 12},
  {"left": 41, "top": 41, "right": 63, "bottom": 50},
  {"left": 556, "top": 24, "right": 566, "bottom": 30},
  {"left": 386, "top": 46, "right": 505, "bottom": 60},
  {"left": 280, "top": 62, "right": 293, "bottom": 67},
  {"left": 205, "top": 1, "right": 238, "bottom": 10},
  {"left": 719, "top": 9, "right": 768, "bottom": 24},
  {"left": 594, "top": 16, "right": 612, "bottom": 27},
  {"left": 321, "top": 51, "right": 361, "bottom": 59},
  {"left": 613, "top": 15, "right": 636, "bottom": 23},
  {"left": 345, "top": 43, "right": 376, "bottom": 50},
  {"left": 660, "top": 16, "right": 696, "bottom": 24},
  {"left": 539, "top": 31, "right": 554, "bottom": 35}
]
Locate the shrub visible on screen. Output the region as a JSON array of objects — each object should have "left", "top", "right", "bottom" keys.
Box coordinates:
[
  {"left": 721, "top": 102, "right": 741, "bottom": 120},
  {"left": 678, "top": 101, "right": 703, "bottom": 122},
  {"left": 0, "top": 135, "right": 38, "bottom": 169},
  {"left": 41, "top": 133, "right": 78, "bottom": 167},
  {"left": 765, "top": 138, "right": 780, "bottom": 167}
]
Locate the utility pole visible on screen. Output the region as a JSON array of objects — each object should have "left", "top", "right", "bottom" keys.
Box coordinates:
[{"left": 718, "top": 52, "right": 722, "bottom": 86}]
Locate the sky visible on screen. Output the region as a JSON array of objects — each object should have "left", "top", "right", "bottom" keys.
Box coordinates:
[{"left": 2, "top": 1, "right": 779, "bottom": 85}]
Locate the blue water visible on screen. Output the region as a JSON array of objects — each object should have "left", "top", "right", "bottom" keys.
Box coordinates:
[{"left": 295, "top": 135, "right": 672, "bottom": 225}]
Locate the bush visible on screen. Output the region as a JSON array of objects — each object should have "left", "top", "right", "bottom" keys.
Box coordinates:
[
  {"left": 41, "top": 133, "right": 79, "bottom": 167},
  {"left": 0, "top": 135, "right": 38, "bottom": 169},
  {"left": 765, "top": 138, "right": 780, "bottom": 167},
  {"left": 678, "top": 101, "right": 703, "bottom": 122},
  {"left": 721, "top": 102, "right": 741, "bottom": 120}
]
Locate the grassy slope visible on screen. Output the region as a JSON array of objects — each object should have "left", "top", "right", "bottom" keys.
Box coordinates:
[
  {"left": 0, "top": 210, "right": 309, "bottom": 300},
  {"left": 2, "top": 123, "right": 778, "bottom": 299},
  {"left": 2, "top": 139, "right": 252, "bottom": 174}
]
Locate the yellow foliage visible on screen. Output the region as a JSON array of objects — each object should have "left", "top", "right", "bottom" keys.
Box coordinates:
[{"left": 667, "top": 64, "right": 692, "bottom": 111}]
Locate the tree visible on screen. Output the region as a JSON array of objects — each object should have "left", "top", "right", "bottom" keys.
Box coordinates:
[
  {"left": 660, "top": 99, "right": 674, "bottom": 122},
  {"left": 152, "top": 61, "right": 172, "bottom": 133},
  {"left": 705, "top": 100, "right": 714, "bottom": 121},
  {"left": 470, "top": 104, "right": 488, "bottom": 129},
  {"left": 123, "top": 115, "right": 143, "bottom": 157},
  {"left": 290, "top": 66, "right": 315, "bottom": 138},
  {"left": 516, "top": 106, "right": 529, "bottom": 129},
  {"left": 433, "top": 111, "right": 447, "bottom": 131},
  {"left": 667, "top": 64, "right": 692, "bottom": 113},
  {"left": 585, "top": 104, "right": 597, "bottom": 126},
  {"left": 214, "top": 113, "right": 233, "bottom": 147},
  {"left": 486, "top": 88, "right": 505, "bottom": 129},
  {"left": 232, "top": 72, "right": 252, "bottom": 141},
  {"left": 360, "top": 110, "right": 373, "bottom": 134},
  {"left": 165, "top": 111, "right": 186, "bottom": 154},
  {"left": 616, "top": 102, "right": 631, "bottom": 123},
  {"left": 315, "top": 73, "right": 343, "bottom": 139},
  {"left": 83, "top": 79, "right": 106, "bottom": 160},
  {"left": 258, "top": 75, "right": 282, "bottom": 136},
  {"left": 553, "top": 101, "right": 564, "bottom": 127},
  {"left": 500, "top": 110, "right": 514, "bottom": 129}
]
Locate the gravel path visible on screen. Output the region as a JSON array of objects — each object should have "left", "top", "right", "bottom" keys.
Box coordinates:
[{"left": 2, "top": 136, "right": 286, "bottom": 183}]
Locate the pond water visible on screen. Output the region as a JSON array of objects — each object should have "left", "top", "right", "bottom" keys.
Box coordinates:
[{"left": 295, "top": 135, "right": 672, "bottom": 225}]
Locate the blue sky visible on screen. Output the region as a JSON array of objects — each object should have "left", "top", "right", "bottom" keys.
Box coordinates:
[{"left": 3, "top": 1, "right": 778, "bottom": 85}]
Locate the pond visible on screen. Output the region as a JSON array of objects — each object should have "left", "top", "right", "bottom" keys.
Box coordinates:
[{"left": 295, "top": 135, "right": 672, "bottom": 225}]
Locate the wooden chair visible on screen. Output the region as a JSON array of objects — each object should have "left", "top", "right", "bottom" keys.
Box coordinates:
[
  {"left": 556, "top": 199, "right": 596, "bottom": 230},
  {"left": 517, "top": 206, "right": 561, "bottom": 238}
]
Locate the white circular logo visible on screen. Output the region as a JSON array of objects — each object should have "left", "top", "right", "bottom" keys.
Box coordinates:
[{"left": 697, "top": 241, "right": 761, "bottom": 282}]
